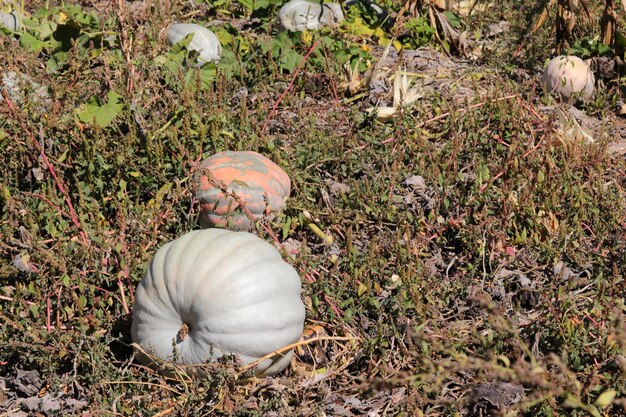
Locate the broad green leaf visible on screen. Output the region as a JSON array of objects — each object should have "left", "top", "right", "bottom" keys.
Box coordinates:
[
  {"left": 237, "top": 0, "right": 254, "bottom": 11},
  {"left": 19, "top": 31, "right": 47, "bottom": 52},
  {"left": 443, "top": 11, "right": 462, "bottom": 29},
  {"left": 184, "top": 62, "right": 218, "bottom": 90},
  {"left": 62, "top": 4, "right": 99, "bottom": 29},
  {"left": 35, "top": 19, "right": 57, "bottom": 39},
  {"left": 617, "top": 31, "right": 626, "bottom": 48},
  {"left": 77, "top": 90, "right": 125, "bottom": 127},
  {"left": 237, "top": 0, "right": 270, "bottom": 12}
]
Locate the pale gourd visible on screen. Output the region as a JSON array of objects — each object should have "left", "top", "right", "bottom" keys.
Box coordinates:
[
  {"left": 541, "top": 55, "right": 594, "bottom": 100},
  {"left": 167, "top": 23, "right": 222, "bottom": 67},
  {"left": 277, "top": 0, "right": 344, "bottom": 32},
  {"left": 0, "top": 11, "right": 20, "bottom": 31},
  {"left": 131, "top": 229, "right": 305, "bottom": 377}
]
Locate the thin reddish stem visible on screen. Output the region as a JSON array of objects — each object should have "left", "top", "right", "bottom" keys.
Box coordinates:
[
  {"left": 479, "top": 170, "right": 505, "bottom": 193},
  {"left": 261, "top": 39, "right": 323, "bottom": 133},
  {"left": 2, "top": 95, "right": 90, "bottom": 244},
  {"left": 321, "top": 40, "right": 340, "bottom": 103},
  {"left": 56, "top": 288, "right": 62, "bottom": 331},
  {"left": 46, "top": 296, "right": 51, "bottom": 333},
  {"left": 23, "top": 192, "right": 70, "bottom": 219},
  {"left": 324, "top": 294, "right": 343, "bottom": 317}
]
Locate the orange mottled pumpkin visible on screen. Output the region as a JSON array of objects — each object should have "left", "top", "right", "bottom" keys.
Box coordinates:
[{"left": 196, "top": 151, "right": 291, "bottom": 230}]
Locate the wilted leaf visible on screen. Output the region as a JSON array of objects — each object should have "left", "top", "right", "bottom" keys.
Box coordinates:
[
  {"left": 404, "top": 175, "right": 426, "bottom": 193},
  {"left": 148, "top": 182, "right": 173, "bottom": 209},
  {"left": 15, "top": 369, "right": 43, "bottom": 397}
]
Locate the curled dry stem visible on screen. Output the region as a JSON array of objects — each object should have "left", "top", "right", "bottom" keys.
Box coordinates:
[{"left": 240, "top": 335, "right": 360, "bottom": 374}]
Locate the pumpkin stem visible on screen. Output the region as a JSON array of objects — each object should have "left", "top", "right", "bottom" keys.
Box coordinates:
[{"left": 176, "top": 323, "right": 190, "bottom": 343}]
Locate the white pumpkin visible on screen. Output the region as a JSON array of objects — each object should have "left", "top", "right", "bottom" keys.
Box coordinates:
[
  {"left": 131, "top": 229, "right": 306, "bottom": 376},
  {"left": 541, "top": 55, "right": 594, "bottom": 100},
  {"left": 0, "top": 10, "right": 20, "bottom": 31},
  {"left": 277, "top": 0, "right": 344, "bottom": 32},
  {"left": 167, "top": 23, "right": 222, "bottom": 67}
]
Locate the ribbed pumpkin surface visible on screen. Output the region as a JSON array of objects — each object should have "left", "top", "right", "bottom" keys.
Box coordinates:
[
  {"left": 131, "top": 229, "right": 306, "bottom": 376},
  {"left": 196, "top": 151, "right": 291, "bottom": 230}
]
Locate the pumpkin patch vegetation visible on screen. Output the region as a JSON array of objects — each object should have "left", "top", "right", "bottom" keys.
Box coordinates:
[{"left": 2, "top": 0, "right": 626, "bottom": 415}]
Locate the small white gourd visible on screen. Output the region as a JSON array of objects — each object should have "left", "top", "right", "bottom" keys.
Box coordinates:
[
  {"left": 0, "top": 10, "right": 20, "bottom": 31},
  {"left": 131, "top": 229, "right": 306, "bottom": 377},
  {"left": 541, "top": 55, "right": 594, "bottom": 100},
  {"left": 277, "top": 0, "right": 344, "bottom": 32},
  {"left": 167, "top": 23, "right": 222, "bottom": 67}
]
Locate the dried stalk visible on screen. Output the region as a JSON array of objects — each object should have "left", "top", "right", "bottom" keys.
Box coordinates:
[
  {"left": 556, "top": 0, "right": 576, "bottom": 54},
  {"left": 601, "top": 0, "right": 616, "bottom": 47}
]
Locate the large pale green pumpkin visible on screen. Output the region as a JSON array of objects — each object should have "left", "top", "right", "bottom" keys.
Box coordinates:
[
  {"left": 0, "top": 11, "right": 20, "bottom": 31},
  {"left": 131, "top": 229, "right": 305, "bottom": 377}
]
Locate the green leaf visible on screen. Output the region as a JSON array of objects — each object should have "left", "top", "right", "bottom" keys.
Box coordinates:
[
  {"left": 258, "top": 32, "right": 304, "bottom": 73},
  {"left": 29, "top": 304, "right": 39, "bottom": 317},
  {"left": 148, "top": 182, "right": 173, "bottom": 209},
  {"left": 19, "top": 31, "right": 48, "bottom": 52},
  {"left": 35, "top": 20, "right": 57, "bottom": 39},
  {"left": 184, "top": 62, "right": 218, "bottom": 90},
  {"left": 357, "top": 283, "right": 368, "bottom": 297},
  {"left": 62, "top": 4, "right": 99, "bottom": 29},
  {"left": 77, "top": 90, "right": 125, "bottom": 127},
  {"left": 238, "top": 0, "right": 270, "bottom": 13},
  {"left": 563, "top": 394, "right": 585, "bottom": 408},
  {"left": 443, "top": 11, "right": 462, "bottom": 29},
  {"left": 77, "top": 295, "right": 88, "bottom": 310},
  {"left": 617, "top": 31, "right": 626, "bottom": 48},
  {"left": 168, "top": 33, "right": 194, "bottom": 56},
  {"left": 237, "top": 0, "right": 254, "bottom": 11}
]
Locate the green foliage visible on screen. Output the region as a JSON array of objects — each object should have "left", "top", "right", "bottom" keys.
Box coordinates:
[
  {"left": 343, "top": 0, "right": 389, "bottom": 30},
  {"left": 206, "top": 0, "right": 275, "bottom": 20},
  {"left": 77, "top": 90, "right": 125, "bottom": 127},
  {"left": 254, "top": 30, "right": 371, "bottom": 76},
  {"left": 156, "top": 26, "right": 245, "bottom": 93},
  {"left": 236, "top": 0, "right": 271, "bottom": 13},
  {"left": 569, "top": 37, "right": 613, "bottom": 58},
  {"left": 19, "top": 5, "right": 114, "bottom": 72},
  {"left": 257, "top": 31, "right": 305, "bottom": 74},
  {"left": 402, "top": 15, "right": 437, "bottom": 48}
]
